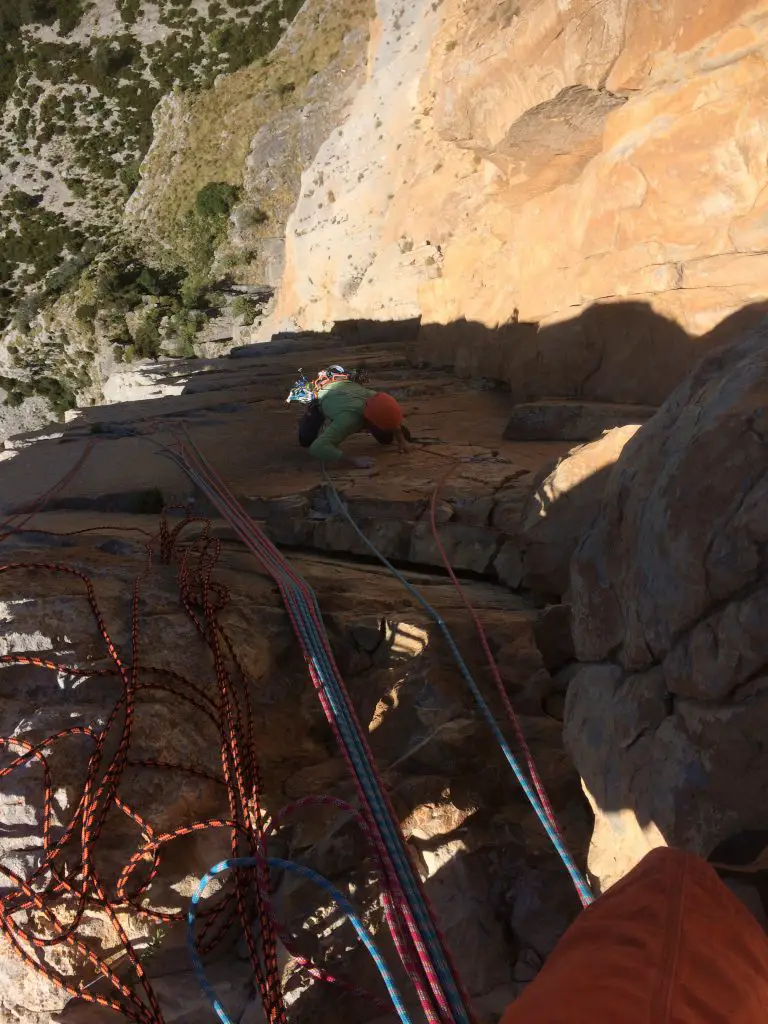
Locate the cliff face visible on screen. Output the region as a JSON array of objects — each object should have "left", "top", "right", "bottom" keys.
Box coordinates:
[
  {"left": 0, "top": 1, "right": 323, "bottom": 438},
  {"left": 269, "top": 0, "right": 768, "bottom": 403},
  {"left": 0, "top": 333, "right": 595, "bottom": 1022},
  {"left": 9, "top": 0, "right": 765, "bottom": 437},
  {"left": 124, "top": 0, "right": 374, "bottom": 286},
  {"left": 5, "top": 3, "right": 768, "bottom": 1018},
  {"left": 565, "top": 320, "right": 768, "bottom": 891}
]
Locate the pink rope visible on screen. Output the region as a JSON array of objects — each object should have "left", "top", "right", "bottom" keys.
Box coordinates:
[
  {"left": 429, "top": 465, "right": 563, "bottom": 839},
  {"left": 173, "top": 436, "right": 473, "bottom": 1023}
]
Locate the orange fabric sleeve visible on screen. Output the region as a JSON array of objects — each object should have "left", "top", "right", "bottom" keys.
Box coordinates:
[{"left": 501, "top": 848, "right": 768, "bottom": 1024}]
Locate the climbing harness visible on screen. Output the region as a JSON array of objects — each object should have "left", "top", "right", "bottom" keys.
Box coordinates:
[{"left": 285, "top": 366, "right": 371, "bottom": 404}]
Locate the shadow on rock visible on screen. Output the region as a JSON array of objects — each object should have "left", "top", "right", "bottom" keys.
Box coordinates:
[{"left": 563, "top": 316, "right": 768, "bottom": 891}]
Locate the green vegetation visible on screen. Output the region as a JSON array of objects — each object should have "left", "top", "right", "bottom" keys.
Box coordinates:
[
  {"left": 0, "top": 239, "right": 197, "bottom": 413},
  {"left": 0, "top": 0, "right": 314, "bottom": 343},
  {"left": 132, "top": 312, "right": 162, "bottom": 359},
  {"left": 118, "top": 160, "right": 141, "bottom": 194},
  {"left": 65, "top": 177, "right": 87, "bottom": 198},
  {"left": 0, "top": 0, "right": 375, "bottom": 417},
  {"left": 137, "top": 0, "right": 376, "bottom": 252},
  {"left": 86, "top": 247, "right": 183, "bottom": 315},
  {"left": 116, "top": 0, "right": 142, "bottom": 26},
  {"left": 195, "top": 181, "right": 240, "bottom": 218},
  {"left": 1, "top": 2, "right": 86, "bottom": 104},
  {"left": 75, "top": 302, "right": 97, "bottom": 323},
  {"left": 165, "top": 181, "right": 242, "bottom": 297},
  {"left": 0, "top": 188, "right": 90, "bottom": 330},
  {"left": 169, "top": 309, "right": 205, "bottom": 357},
  {"left": 0, "top": 371, "right": 76, "bottom": 417},
  {"left": 231, "top": 296, "right": 261, "bottom": 325}
]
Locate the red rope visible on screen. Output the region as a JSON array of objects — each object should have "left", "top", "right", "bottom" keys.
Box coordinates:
[
  {"left": 0, "top": 441, "right": 95, "bottom": 541},
  {"left": 0, "top": 430, "right": 539, "bottom": 1020},
  {"left": 429, "top": 465, "right": 564, "bottom": 839},
  {"left": 0, "top": 467, "right": 424, "bottom": 1019},
  {"left": 173, "top": 433, "right": 476, "bottom": 1024},
  {"left": 0, "top": 517, "right": 288, "bottom": 1022},
  {"left": 173, "top": 441, "right": 433, "bottom": 1005}
]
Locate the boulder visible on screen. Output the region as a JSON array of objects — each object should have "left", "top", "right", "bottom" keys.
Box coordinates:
[
  {"left": 101, "top": 361, "right": 188, "bottom": 404},
  {"left": 0, "top": 394, "right": 55, "bottom": 448},
  {"left": 518, "top": 425, "right": 642, "bottom": 595},
  {"left": 491, "top": 474, "right": 535, "bottom": 533},
  {"left": 494, "top": 539, "right": 524, "bottom": 589},
  {"left": 566, "top": 322, "right": 768, "bottom": 888},
  {"left": 409, "top": 521, "right": 501, "bottom": 574},
  {"left": 494, "top": 85, "right": 626, "bottom": 181}
]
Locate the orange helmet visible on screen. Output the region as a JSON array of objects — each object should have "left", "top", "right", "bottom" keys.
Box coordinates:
[{"left": 364, "top": 392, "right": 403, "bottom": 431}]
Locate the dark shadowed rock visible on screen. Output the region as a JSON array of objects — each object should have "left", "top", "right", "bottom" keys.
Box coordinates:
[
  {"left": 504, "top": 401, "right": 656, "bottom": 442},
  {"left": 567, "top": 322, "right": 768, "bottom": 888}
]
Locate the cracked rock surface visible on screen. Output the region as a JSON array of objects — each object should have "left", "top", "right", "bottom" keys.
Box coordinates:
[
  {"left": 566, "top": 321, "right": 768, "bottom": 889},
  {"left": 0, "top": 330, "right": 613, "bottom": 1022}
]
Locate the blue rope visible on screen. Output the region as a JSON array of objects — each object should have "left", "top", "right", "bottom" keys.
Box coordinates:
[
  {"left": 187, "top": 857, "right": 413, "bottom": 1024},
  {"left": 171, "top": 447, "right": 471, "bottom": 1022},
  {"left": 321, "top": 467, "right": 594, "bottom": 907}
]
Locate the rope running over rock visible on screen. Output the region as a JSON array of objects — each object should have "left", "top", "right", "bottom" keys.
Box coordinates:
[{"left": 0, "top": 489, "right": 418, "bottom": 1021}]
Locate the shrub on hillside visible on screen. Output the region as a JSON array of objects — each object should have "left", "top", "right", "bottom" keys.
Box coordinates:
[
  {"left": 118, "top": 160, "right": 141, "bottom": 194},
  {"left": 231, "top": 296, "right": 261, "bottom": 325},
  {"left": 65, "top": 178, "right": 87, "bottom": 198},
  {"left": 132, "top": 316, "right": 162, "bottom": 359},
  {"left": 117, "top": 0, "right": 142, "bottom": 26},
  {"left": 195, "top": 181, "right": 241, "bottom": 219},
  {"left": 75, "top": 302, "right": 97, "bottom": 323}
]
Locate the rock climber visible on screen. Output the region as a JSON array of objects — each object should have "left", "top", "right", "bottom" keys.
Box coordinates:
[
  {"left": 297, "top": 366, "right": 410, "bottom": 469},
  {"left": 500, "top": 842, "right": 768, "bottom": 1024}
]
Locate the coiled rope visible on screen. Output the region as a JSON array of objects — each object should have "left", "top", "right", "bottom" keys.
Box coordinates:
[
  {"left": 189, "top": 856, "right": 412, "bottom": 1024},
  {"left": 0, "top": 480, "right": 428, "bottom": 1021},
  {"left": 0, "top": 509, "right": 288, "bottom": 1023},
  {"left": 0, "top": 423, "right": 592, "bottom": 1023}
]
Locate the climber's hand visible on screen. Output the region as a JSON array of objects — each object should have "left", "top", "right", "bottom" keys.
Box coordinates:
[
  {"left": 350, "top": 456, "right": 374, "bottom": 469},
  {"left": 398, "top": 440, "right": 411, "bottom": 455}
]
